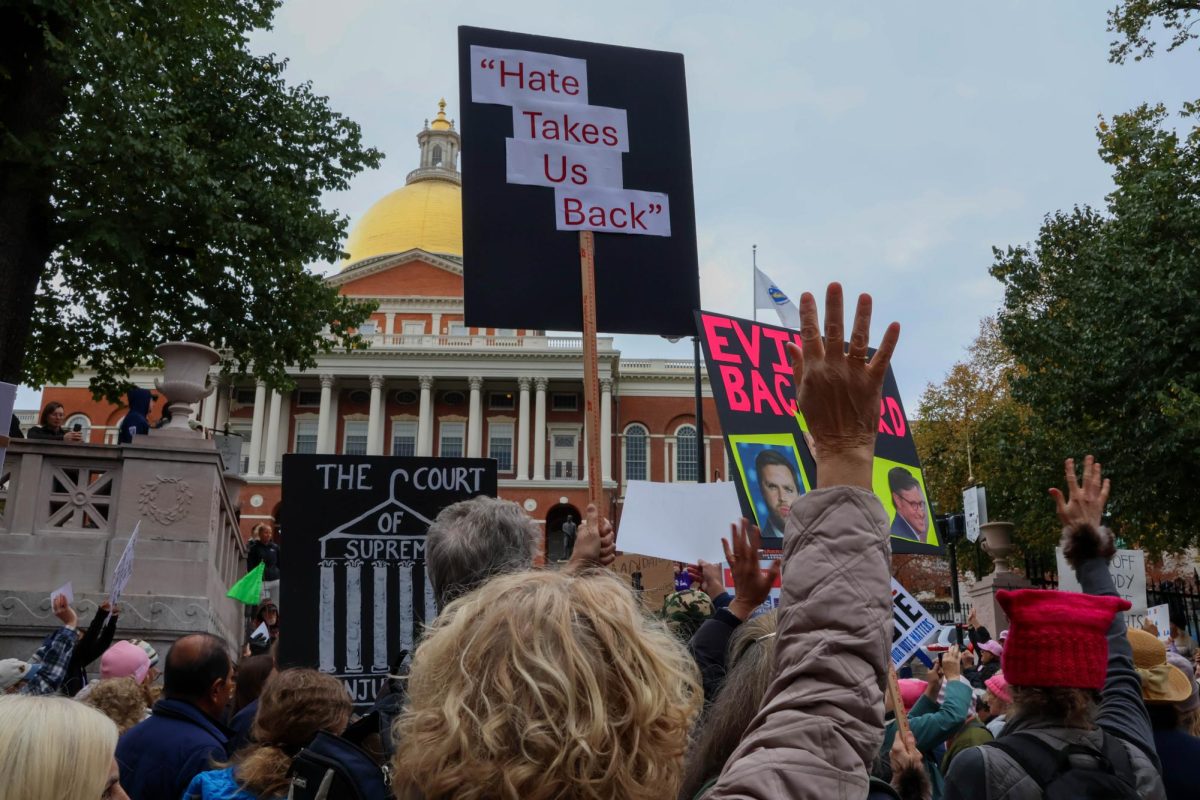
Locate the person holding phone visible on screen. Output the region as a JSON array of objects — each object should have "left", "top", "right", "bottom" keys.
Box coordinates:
[{"left": 27, "top": 402, "right": 83, "bottom": 443}]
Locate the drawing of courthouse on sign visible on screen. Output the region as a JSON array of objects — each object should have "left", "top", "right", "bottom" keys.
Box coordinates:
[{"left": 317, "top": 471, "right": 437, "bottom": 685}]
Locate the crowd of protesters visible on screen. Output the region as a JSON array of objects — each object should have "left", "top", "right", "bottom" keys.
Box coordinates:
[{"left": 2, "top": 284, "right": 1199, "bottom": 799}]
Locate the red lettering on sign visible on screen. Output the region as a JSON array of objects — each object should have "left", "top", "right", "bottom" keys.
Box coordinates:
[
  {"left": 751, "top": 370, "right": 783, "bottom": 416},
  {"left": 762, "top": 328, "right": 795, "bottom": 374},
  {"left": 732, "top": 321, "right": 762, "bottom": 369},
  {"left": 496, "top": 60, "right": 581, "bottom": 97},
  {"left": 542, "top": 155, "right": 589, "bottom": 185},
  {"left": 774, "top": 372, "right": 797, "bottom": 416},
  {"left": 878, "top": 399, "right": 895, "bottom": 435},
  {"left": 702, "top": 316, "right": 739, "bottom": 363},
  {"left": 885, "top": 396, "right": 906, "bottom": 437},
  {"left": 720, "top": 365, "right": 750, "bottom": 411},
  {"left": 563, "top": 197, "right": 584, "bottom": 225},
  {"left": 520, "top": 110, "right": 623, "bottom": 149}
]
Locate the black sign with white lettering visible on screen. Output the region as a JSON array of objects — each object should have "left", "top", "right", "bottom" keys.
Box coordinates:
[
  {"left": 458, "top": 26, "right": 700, "bottom": 336},
  {"left": 278, "top": 455, "right": 497, "bottom": 709}
]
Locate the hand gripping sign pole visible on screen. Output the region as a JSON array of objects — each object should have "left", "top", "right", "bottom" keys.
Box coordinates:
[{"left": 579, "top": 230, "right": 603, "bottom": 503}]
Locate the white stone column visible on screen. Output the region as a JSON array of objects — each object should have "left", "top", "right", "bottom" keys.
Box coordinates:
[
  {"left": 215, "top": 386, "right": 230, "bottom": 431},
  {"left": 417, "top": 376, "right": 434, "bottom": 457},
  {"left": 431, "top": 312, "right": 443, "bottom": 336},
  {"left": 262, "top": 389, "right": 283, "bottom": 478},
  {"left": 385, "top": 311, "right": 396, "bottom": 335},
  {"left": 600, "top": 378, "right": 613, "bottom": 482},
  {"left": 367, "top": 374, "right": 384, "bottom": 456},
  {"left": 247, "top": 380, "right": 267, "bottom": 477},
  {"left": 516, "top": 377, "right": 531, "bottom": 480},
  {"left": 533, "top": 378, "right": 547, "bottom": 480},
  {"left": 316, "top": 374, "right": 334, "bottom": 454},
  {"left": 467, "top": 376, "right": 483, "bottom": 458}
]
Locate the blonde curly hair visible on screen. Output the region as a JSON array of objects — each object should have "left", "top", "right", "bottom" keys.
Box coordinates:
[
  {"left": 82, "top": 677, "right": 147, "bottom": 734},
  {"left": 391, "top": 568, "right": 702, "bottom": 800}
]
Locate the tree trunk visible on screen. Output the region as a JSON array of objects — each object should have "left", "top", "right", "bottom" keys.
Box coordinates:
[{"left": 0, "top": 6, "right": 69, "bottom": 385}]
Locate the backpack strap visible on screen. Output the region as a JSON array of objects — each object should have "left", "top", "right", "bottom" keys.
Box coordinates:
[
  {"left": 1097, "top": 730, "right": 1138, "bottom": 790},
  {"left": 985, "top": 732, "right": 1065, "bottom": 790}
]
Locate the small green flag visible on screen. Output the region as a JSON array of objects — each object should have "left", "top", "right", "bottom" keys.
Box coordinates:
[{"left": 227, "top": 562, "right": 265, "bottom": 605}]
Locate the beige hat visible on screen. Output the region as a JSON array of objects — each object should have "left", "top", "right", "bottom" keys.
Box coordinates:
[
  {"left": 0, "top": 658, "right": 30, "bottom": 690},
  {"left": 1127, "top": 628, "right": 1193, "bottom": 704}
]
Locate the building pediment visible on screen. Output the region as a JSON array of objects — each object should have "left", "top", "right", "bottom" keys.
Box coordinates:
[{"left": 325, "top": 249, "right": 464, "bottom": 290}]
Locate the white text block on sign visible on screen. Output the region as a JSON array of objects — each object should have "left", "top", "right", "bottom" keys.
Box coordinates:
[
  {"left": 505, "top": 138, "right": 623, "bottom": 189},
  {"left": 470, "top": 45, "right": 588, "bottom": 106},
  {"left": 512, "top": 99, "right": 629, "bottom": 153},
  {"left": 554, "top": 187, "right": 670, "bottom": 237}
]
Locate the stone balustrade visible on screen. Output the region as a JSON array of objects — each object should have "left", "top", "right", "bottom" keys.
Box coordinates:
[{"left": 0, "top": 438, "right": 247, "bottom": 662}]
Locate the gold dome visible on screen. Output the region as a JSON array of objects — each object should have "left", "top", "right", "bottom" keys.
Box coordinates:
[{"left": 341, "top": 179, "right": 462, "bottom": 267}]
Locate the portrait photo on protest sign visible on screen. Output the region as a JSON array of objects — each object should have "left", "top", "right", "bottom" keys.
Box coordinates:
[
  {"left": 278, "top": 455, "right": 497, "bottom": 709},
  {"left": 458, "top": 26, "right": 700, "bottom": 336},
  {"left": 696, "top": 309, "right": 941, "bottom": 554},
  {"left": 727, "top": 433, "right": 810, "bottom": 548}
]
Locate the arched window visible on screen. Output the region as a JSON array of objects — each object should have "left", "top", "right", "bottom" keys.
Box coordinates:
[
  {"left": 675, "top": 424, "right": 697, "bottom": 482},
  {"left": 65, "top": 413, "right": 91, "bottom": 442},
  {"left": 624, "top": 424, "right": 648, "bottom": 482},
  {"left": 432, "top": 145, "right": 443, "bottom": 166}
]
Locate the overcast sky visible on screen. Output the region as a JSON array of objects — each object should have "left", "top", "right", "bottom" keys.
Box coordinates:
[{"left": 17, "top": 1, "right": 1195, "bottom": 410}]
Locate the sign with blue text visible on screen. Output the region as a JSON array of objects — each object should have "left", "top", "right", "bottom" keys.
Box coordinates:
[
  {"left": 458, "top": 26, "right": 700, "bottom": 336},
  {"left": 891, "top": 578, "right": 939, "bottom": 668},
  {"left": 279, "top": 455, "right": 496, "bottom": 709}
]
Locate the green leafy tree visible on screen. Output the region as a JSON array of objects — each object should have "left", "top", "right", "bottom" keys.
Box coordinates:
[
  {"left": 991, "top": 101, "right": 1200, "bottom": 554},
  {"left": 1108, "top": 0, "right": 1200, "bottom": 63},
  {"left": 1, "top": 0, "right": 382, "bottom": 398}
]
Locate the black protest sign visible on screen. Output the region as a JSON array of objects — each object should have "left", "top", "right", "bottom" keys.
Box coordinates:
[
  {"left": 279, "top": 456, "right": 497, "bottom": 708},
  {"left": 695, "top": 310, "right": 942, "bottom": 555},
  {"left": 458, "top": 26, "right": 700, "bottom": 336}
]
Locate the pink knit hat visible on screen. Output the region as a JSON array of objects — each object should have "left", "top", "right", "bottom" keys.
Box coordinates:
[
  {"left": 101, "top": 640, "right": 151, "bottom": 683},
  {"left": 985, "top": 672, "right": 1012, "bottom": 704},
  {"left": 997, "top": 589, "right": 1130, "bottom": 690},
  {"left": 898, "top": 678, "right": 926, "bottom": 712}
]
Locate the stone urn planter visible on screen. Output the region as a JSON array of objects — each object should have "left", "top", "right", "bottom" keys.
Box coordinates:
[
  {"left": 979, "top": 521, "right": 1016, "bottom": 574},
  {"left": 154, "top": 341, "right": 219, "bottom": 436}
]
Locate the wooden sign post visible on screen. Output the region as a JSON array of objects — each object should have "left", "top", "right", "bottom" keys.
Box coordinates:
[
  {"left": 887, "top": 664, "right": 912, "bottom": 744},
  {"left": 579, "top": 230, "right": 603, "bottom": 504}
]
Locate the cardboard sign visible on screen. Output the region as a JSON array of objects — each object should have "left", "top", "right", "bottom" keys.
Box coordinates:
[
  {"left": 892, "top": 578, "right": 939, "bottom": 668},
  {"left": 617, "top": 480, "right": 740, "bottom": 565},
  {"left": 1056, "top": 547, "right": 1148, "bottom": 629},
  {"left": 1146, "top": 603, "right": 1172, "bottom": 643},
  {"left": 695, "top": 310, "right": 940, "bottom": 554},
  {"left": 108, "top": 521, "right": 140, "bottom": 606},
  {"left": 279, "top": 456, "right": 497, "bottom": 710},
  {"left": 458, "top": 26, "right": 700, "bottom": 336}
]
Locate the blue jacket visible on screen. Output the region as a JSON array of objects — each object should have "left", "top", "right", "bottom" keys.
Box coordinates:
[
  {"left": 1153, "top": 727, "right": 1200, "bottom": 800},
  {"left": 119, "top": 387, "right": 153, "bottom": 444},
  {"left": 227, "top": 698, "right": 259, "bottom": 755},
  {"left": 116, "top": 698, "right": 232, "bottom": 800},
  {"left": 184, "top": 766, "right": 264, "bottom": 800}
]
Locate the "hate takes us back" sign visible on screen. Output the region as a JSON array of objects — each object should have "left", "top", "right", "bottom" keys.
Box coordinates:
[{"left": 458, "top": 27, "right": 700, "bottom": 336}]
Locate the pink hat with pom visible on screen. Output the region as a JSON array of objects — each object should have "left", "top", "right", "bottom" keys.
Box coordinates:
[
  {"left": 101, "top": 640, "right": 151, "bottom": 683},
  {"left": 898, "top": 678, "right": 926, "bottom": 712},
  {"left": 985, "top": 672, "right": 1012, "bottom": 704}
]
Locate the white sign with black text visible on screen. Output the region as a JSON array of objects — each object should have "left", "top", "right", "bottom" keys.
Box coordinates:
[
  {"left": 891, "top": 578, "right": 939, "bottom": 668},
  {"left": 1056, "top": 547, "right": 1148, "bottom": 629}
]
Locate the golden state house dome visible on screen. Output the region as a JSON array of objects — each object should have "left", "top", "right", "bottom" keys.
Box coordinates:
[{"left": 341, "top": 100, "right": 462, "bottom": 267}]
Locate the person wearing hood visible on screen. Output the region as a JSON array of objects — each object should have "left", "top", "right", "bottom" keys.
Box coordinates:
[{"left": 119, "top": 388, "right": 154, "bottom": 444}]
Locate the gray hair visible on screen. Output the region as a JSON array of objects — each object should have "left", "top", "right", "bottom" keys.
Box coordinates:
[{"left": 425, "top": 496, "right": 540, "bottom": 612}]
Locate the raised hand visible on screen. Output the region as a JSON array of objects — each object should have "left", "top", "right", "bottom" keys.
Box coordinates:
[
  {"left": 686, "top": 560, "right": 724, "bottom": 599},
  {"left": 569, "top": 503, "right": 616, "bottom": 570},
  {"left": 786, "top": 283, "right": 900, "bottom": 490},
  {"left": 1048, "top": 455, "right": 1109, "bottom": 530},
  {"left": 941, "top": 644, "right": 962, "bottom": 681},
  {"left": 724, "top": 518, "right": 782, "bottom": 620},
  {"left": 52, "top": 594, "right": 77, "bottom": 628}
]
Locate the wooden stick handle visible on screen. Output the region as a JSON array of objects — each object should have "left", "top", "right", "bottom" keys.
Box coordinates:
[
  {"left": 579, "top": 230, "right": 603, "bottom": 505},
  {"left": 887, "top": 664, "right": 911, "bottom": 743}
]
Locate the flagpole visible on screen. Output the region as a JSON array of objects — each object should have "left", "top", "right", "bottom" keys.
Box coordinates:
[{"left": 752, "top": 244, "right": 757, "bottom": 322}]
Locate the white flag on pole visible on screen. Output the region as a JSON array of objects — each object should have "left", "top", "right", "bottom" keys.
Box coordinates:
[{"left": 753, "top": 267, "right": 801, "bottom": 329}]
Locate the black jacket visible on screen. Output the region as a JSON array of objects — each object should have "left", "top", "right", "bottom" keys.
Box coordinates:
[
  {"left": 247, "top": 540, "right": 281, "bottom": 581},
  {"left": 62, "top": 606, "right": 118, "bottom": 696}
]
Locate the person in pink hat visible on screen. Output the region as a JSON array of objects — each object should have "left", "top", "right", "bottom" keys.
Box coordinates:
[
  {"left": 944, "top": 457, "right": 1166, "bottom": 799},
  {"left": 100, "top": 641, "right": 151, "bottom": 685},
  {"left": 983, "top": 672, "right": 1011, "bottom": 737}
]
